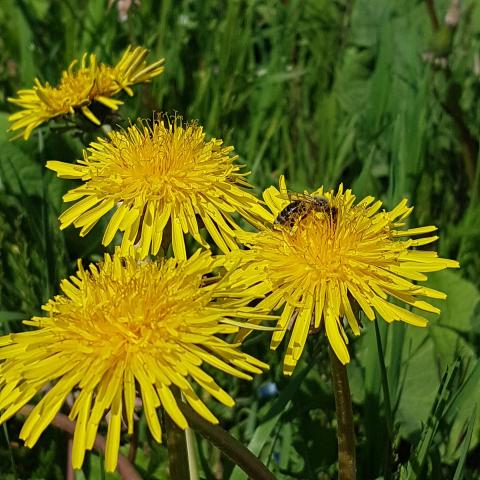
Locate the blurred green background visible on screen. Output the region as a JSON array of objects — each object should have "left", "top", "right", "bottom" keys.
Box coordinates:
[{"left": 0, "top": 0, "right": 479, "bottom": 479}]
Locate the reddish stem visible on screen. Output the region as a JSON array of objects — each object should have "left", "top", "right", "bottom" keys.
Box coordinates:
[{"left": 18, "top": 405, "right": 141, "bottom": 480}]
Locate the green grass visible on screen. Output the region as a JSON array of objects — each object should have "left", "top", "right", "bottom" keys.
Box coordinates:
[{"left": 0, "top": 0, "right": 479, "bottom": 478}]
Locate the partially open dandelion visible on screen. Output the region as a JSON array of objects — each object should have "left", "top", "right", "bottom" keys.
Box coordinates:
[
  {"left": 230, "top": 176, "right": 460, "bottom": 375},
  {"left": 47, "top": 117, "right": 271, "bottom": 259},
  {"left": 0, "top": 249, "right": 269, "bottom": 472},
  {"left": 8, "top": 45, "right": 164, "bottom": 139}
]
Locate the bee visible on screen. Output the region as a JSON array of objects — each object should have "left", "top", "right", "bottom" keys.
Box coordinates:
[{"left": 274, "top": 193, "right": 337, "bottom": 230}]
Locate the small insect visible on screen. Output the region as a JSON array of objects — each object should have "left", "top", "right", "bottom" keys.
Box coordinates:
[
  {"left": 286, "top": 304, "right": 327, "bottom": 335},
  {"left": 274, "top": 193, "right": 337, "bottom": 230}
]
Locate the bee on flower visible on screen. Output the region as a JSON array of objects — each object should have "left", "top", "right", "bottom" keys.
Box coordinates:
[
  {"left": 273, "top": 192, "right": 337, "bottom": 231},
  {"left": 228, "top": 176, "right": 460, "bottom": 375}
]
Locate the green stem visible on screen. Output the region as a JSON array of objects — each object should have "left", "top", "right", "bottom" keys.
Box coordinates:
[
  {"left": 329, "top": 347, "right": 356, "bottom": 480},
  {"left": 425, "top": 0, "right": 440, "bottom": 31},
  {"left": 127, "top": 417, "right": 139, "bottom": 463},
  {"left": 166, "top": 412, "right": 191, "bottom": 480},
  {"left": 373, "top": 320, "right": 393, "bottom": 480},
  {"left": 178, "top": 402, "right": 275, "bottom": 480},
  {"left": 2, "top": 423, "right": 18, "bottom": 479},
  {"left": 373, "top": 321, "right": 393, "bottom": 436},
  {"left": 424, "top": 0, "right": 478, "bottom": 187},
  {"left": 185, "top": 427, "right": 199, "bottom": 480}
]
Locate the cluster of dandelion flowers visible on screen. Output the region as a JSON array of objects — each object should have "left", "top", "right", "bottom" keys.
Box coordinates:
[
  {"left": 8, "top": 45, "right": 164, "bottom": 139},
  {"left": 47, "top": 117, "right": 271, "bottom": 259},
  {"left": 229, "top": 176, "right": 460, "bottom": 375},
  {"left": 0, "top": 250, "right": 269, "bottom": 472}
]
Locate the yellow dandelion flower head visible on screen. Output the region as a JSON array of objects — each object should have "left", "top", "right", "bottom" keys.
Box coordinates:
[
  {"left": 47, "top": 116, "right": 272, "bottom": 259},
  {"left": 231, "top": 176, "right": 460, "bottom": 375},
  {"left": 8, "top": 45, "right": 165, "bottom": 139},
  {"left": 0, "top": 249, "right": 268, "bottom": 472}
]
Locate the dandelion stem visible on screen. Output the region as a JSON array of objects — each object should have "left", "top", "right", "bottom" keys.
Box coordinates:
[
  {"left": 178, "top": 401, "right": 276, "bottom": 480},
  {"left": 166, "top": 409, "right": 191, "bottom": 480},
  {"left": 186, "top": 427, "right": 200, "bottom": 480},
  {"left": 66, "top": 434, "right": 74, "bottom": 480},
  {"left": 329, "top": 346, "right": 356, "bottom": 480},
  {"left": 127, "top": 418, "right": 139, "bottom": 463}
]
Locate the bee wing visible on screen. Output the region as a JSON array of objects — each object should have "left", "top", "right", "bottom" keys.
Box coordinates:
[{"left": 277, "top": 190, "right": 314, "bottom": 202}]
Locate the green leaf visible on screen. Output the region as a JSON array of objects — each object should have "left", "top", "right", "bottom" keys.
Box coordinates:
[
  {"left": 229, "top": 362, "right": 313, "bottom": 480},
  {"left": 0, "top": 141, "right": 43, "bottom": 197},
  {"left": 429, "top": 270, "right": 480, "bottom": 333},
  {"left": 0, "top": 311, "right": 25, "bottom": 322},
  {"left": 400, "top": 361, "right": 462, "bottom": 480},
  {"left": 397, "top": 271, "right": 479, "bottom": 438},
  {"left": 0, "top": 112, "right": 10, "bottom": 142},
  {"left": 452, "top": 407, "right": 476, "bottom": 480}
]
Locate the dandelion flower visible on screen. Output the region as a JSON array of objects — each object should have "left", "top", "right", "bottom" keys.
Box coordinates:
[
  {"left": 0, "top": 250, "right": 269, "bottom": 472},
  {"left": 230, "top": 176, "right": 460, "bottom": 375},
  {"left": 47, "top": 117, "right": 271, "bottom": 259},
  {"left": 8, "top": 46, "right": 164, "bottom": 139}
]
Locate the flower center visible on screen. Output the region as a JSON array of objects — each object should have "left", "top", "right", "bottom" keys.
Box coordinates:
[
  {"left": 57, "top": 266, "right": 207, "bottom": 360},
  {"left": 89, "top": 123, "right": 219, "bottom": 203},
  {"left": 37, "top": 76, "right": 92, "bottom": 115},
  {"left": 264, "top": 203, "right": 393, "bottom": 287}
]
